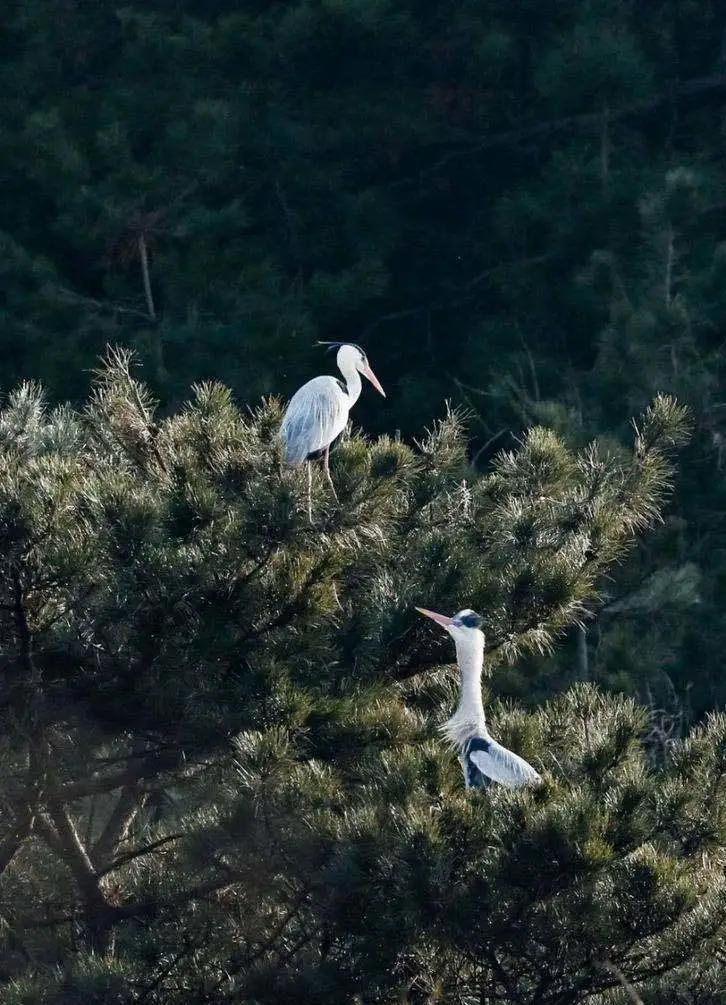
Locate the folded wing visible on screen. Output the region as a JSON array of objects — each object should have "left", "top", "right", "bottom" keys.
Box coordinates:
[
  {"left": 279, "top": 376, "right": 349, "bottom": 464},
  {"left": 465, "top": 735, "right": 541, "bottom": 789}
]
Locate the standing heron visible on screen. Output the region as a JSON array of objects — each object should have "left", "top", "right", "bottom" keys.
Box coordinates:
[
  {"left": 416, "top": 607, "right": 542, "bottom": 790},
  {"left": 279, "top": 342, "right": 385, "bottom": 518}
]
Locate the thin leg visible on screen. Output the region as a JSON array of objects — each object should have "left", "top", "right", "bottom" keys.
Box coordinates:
[
  {"left": 323, "top": 445, "right": 338, "bottom": 501},
  {"left": 306, "top": 462, "right": 313, "bottom": 523}
]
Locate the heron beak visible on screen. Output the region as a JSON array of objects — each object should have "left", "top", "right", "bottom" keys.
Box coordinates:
[
  {"left": 361, "top": 363, "right": 386, "bottom": 397},
  {"left": 415, "top": 607, "right": 454, "bottom": 628}
]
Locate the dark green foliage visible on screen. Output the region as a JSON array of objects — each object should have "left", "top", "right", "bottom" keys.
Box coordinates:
[{"left": 0, "top": 355, "right": 723, "bottom": 1003}]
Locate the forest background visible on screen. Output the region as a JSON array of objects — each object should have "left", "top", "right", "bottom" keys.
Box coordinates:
[{"left": 3, "top": 1, "right": 726, "bottom": 1002}]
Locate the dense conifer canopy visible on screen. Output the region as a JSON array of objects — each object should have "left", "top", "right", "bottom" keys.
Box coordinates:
[{"left": 2, "top": 356, "right": 722, "bottom": 1003}]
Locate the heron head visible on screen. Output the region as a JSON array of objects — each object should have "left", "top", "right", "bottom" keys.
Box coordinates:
[
  {"left": 415, "top": 607, "right": 484, "bottom": 645},
  {"left": 318, "top": 342, "right": 386, "bottom": 397}
]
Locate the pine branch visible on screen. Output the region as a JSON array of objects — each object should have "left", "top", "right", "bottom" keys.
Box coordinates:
[
  {"left": 92, "top": 783, "right": 145, "bottom": 868},
  {"left": 96, "top": 832, "right": 184, "bottom": 879},
  {"left": 17, "top": 876, "right": 237, "bottom": 932},
  {"left": 238, "top": 557, "right": 334, "bottom": 645},
  {"left": 137, "top": 945, "right": 194, "bottom": 1003},
  {"left": 394, "top": 72, "right": 726, "bottom": 185},
  {"left": 599, "top": 960, "right": 645, "bottom": 1005},
  {"left": 41, "top": 804, "right": 104, "bottom": 903},
  {"left": 43, "top": 751, "right": 179, "bottom": 802},
  {"left": 245, "top": 887, "right": 310, "bottom": 968},
  {"left": 108, "top": 876, "right": 237, "bottom": 924},
  {"left": 488, "top": 952, "right": 523, "bottom": 1004},
  {"left": 53, "top": 285, "right": 153, "bottom": 322},
  {"left": 11, "top": 567, "right": 37, "bottom": 682},
  {"left": 0, "top": 810, "right": 32, "bottom": 878},
  {"left": 36, "top": 803, "right": 114, "bottom": 949}
]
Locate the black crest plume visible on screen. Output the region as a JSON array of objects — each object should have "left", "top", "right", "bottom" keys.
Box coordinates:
[{"left": 317, "top": 341, "right": 366, "bottom": 358}]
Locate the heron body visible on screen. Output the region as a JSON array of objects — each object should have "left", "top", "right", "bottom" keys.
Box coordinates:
[
  {"left": 279, "top": 343, "right": 385, "bottom": 518},
  {"left": 280, "top": 373, "right": 358, "bottom": 465},
  {"left": 416, "top": 607, "right": 542, "bottom": 791}
]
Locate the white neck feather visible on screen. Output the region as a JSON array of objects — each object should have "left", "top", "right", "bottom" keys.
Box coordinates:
[
  {"left": 338, "top": 359, "right": 362, "bottom": 406},
  {"left": 439, "top": 632, "right": 488, "bottom": 750}
]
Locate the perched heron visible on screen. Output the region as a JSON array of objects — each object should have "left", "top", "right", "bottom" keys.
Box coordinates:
[
  {"left": 279, "top": 342, "right": 385, "bottom": 518},
  {"left": 416, "top": 607, "right": 542, "bottom": 790}
]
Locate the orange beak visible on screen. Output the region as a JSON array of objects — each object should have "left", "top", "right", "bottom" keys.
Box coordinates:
[
  {"left": 415, "top": 607, "right": 454, "bottom": 628},
  {"left": 361, "top": 362, "right": 386, "bottom": 397}
]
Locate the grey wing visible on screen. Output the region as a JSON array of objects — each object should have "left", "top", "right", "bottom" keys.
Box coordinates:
[
  {"left": 469, "top": 739, "right": 541, "bottom": 789},
  {"left": 279, "top": 376, "right": 349, "bottom": 464}
]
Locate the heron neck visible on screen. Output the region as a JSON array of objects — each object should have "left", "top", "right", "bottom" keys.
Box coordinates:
[
  {"left": 338, "top": 362, "right": 362, "bottom": 406},
  {"left": 454, "top": 637, "right": 486, "bottom": 726}
]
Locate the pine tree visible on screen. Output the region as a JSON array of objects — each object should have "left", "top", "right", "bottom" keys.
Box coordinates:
[{"left": 1, "top": 353, "right": 723, "bottom": 1003}]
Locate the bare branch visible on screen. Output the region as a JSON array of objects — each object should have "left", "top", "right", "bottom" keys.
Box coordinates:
[
  {"left": 93, "top": 783, "right": 146, "bottom": 868},
  {"left": 41, "top": 804, "right": 106, "bottom": 909},
  {"left": 138, "top": 233, "right": 157, "bottom": 323},
  {"left": 53, "top": 286, "right": 152, "bottom": 322},
  {"left": 394, "top": 72, "right": 726, "bottom": 185},
  {"left": 34, "top": 805, "right": 115, "bottom": 950}
]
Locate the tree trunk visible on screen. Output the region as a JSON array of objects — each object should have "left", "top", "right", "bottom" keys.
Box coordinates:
[{"left": 576, "top": 624, "right": 588, "bottom": 680}]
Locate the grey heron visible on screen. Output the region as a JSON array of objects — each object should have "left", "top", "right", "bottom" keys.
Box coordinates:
[
  {"left": 416, "top": 607, "right": 542, "bottom": 790},
  {"left": 279, "top": 342, "right": 385, "bottom": 518}
]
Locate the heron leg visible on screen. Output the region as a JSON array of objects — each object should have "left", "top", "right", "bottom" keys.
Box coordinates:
[
  {"left": 323, "top": 445, "right": 338, "bottom": 501},
  {"left": 306, "top": 462, "right": 313, "bottom": 523}
]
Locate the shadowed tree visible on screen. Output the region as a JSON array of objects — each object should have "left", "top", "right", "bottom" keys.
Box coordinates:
[{"left": 0, "top": 353, "right": 723, "bottom": 1003}]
